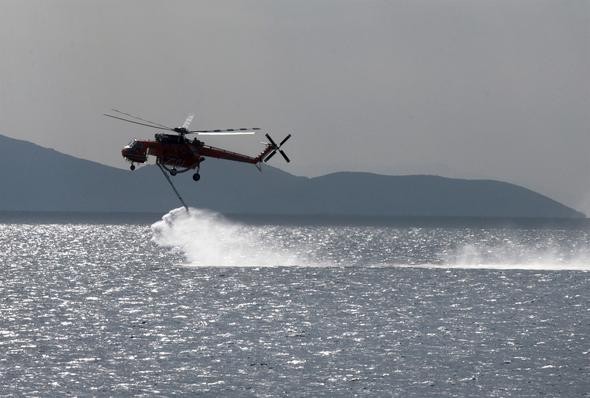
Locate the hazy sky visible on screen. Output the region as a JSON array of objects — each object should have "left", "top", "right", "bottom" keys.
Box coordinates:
[{"left": 1, "top": 1, "right": 589, "bottom": 211}]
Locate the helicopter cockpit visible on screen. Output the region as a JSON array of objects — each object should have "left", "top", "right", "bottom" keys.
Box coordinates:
[{"left": 121, "top": 139, "right": 148, "bottom": 166}]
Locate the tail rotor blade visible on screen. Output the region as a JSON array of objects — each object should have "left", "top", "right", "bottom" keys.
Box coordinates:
[
  {"left": 279, "top": 150, "right": 290, "bottom": 163},
  {"left": 279, "top": 134, "right": 292, "bottom": 147},
  {"left": 265, "top": 133, "right": 278, "bottom": 148},
  {"left": 264, "top": 150, "right": 278, "bottom": 162}
]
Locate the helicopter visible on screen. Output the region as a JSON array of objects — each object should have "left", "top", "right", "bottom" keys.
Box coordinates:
[{"left": 104, "top": 109, "right": 292, "bottom": 182}]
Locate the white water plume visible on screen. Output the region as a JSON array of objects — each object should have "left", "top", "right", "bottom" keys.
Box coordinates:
[
  {"left": 151, "top": 209, "right": 590, "bottom": 271},
  {"left": 151, "top": 207, "right": 303, "bottom": 267}
]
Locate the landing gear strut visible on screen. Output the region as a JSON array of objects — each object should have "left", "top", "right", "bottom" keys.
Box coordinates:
[{"left": 193, "top": 164, "right": 201, "bottom": 182}]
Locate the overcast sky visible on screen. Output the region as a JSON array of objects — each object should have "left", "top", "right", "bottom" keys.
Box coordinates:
[{"left": 1, "top": 0, "right": 589, "bottom": 211}]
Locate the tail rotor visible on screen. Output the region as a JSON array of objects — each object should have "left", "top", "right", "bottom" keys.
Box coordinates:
[{"left": 264, "top": 133, "right": 292, "bottom": 163}]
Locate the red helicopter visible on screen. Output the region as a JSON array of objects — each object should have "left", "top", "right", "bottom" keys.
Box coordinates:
[{"left": 104, "top": 109, "right": 291, "bottom": 182}]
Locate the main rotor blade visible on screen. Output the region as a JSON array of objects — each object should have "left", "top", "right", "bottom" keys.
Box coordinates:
[
  {"left": 110, "top": 109, "right": 172, "bottom": 129},
  {"left": 197, "top": 131, "right": 256, "bottom": 136},
  {"left": 104, "top": 114, "right": 173, "bottom": 130},
  {"left": 189, "top": 128, "right": 260, "bottom": 133},
  {"left": 279, "top": 150, "right": 290, "bottom": 163},
  {"left": 182, "top": 114, "right": 195, "bottom": 129}
]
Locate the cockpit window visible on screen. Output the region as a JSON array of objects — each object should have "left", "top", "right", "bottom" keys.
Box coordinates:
[{"left": 127, "top": 139, "right": 140, "bottom": 148}]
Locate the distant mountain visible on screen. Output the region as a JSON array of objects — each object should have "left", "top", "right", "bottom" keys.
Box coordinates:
[{"left": 0, "top": 134, "right": 584, "bottom": 218}]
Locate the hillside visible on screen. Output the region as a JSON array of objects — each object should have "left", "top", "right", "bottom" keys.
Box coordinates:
[{"left": 0, "top": 134, "right": 584, "bottom": 218}]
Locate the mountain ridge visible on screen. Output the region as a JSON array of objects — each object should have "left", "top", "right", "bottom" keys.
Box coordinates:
[{"left": 0, "top": 134, "right": 584, "bottom": 218}]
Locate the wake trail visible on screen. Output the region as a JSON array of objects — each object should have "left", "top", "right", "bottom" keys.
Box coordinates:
[
  {"left": 438, "top": 243, "right": 590, "bottom": 271},
  {"left": 377, "top": 244, "right": 590, "bottom": 271}
]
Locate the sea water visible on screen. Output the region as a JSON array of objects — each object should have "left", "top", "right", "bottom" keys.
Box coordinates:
[{"left": 0, "top": 208, "right": 588, "bottom": 396}]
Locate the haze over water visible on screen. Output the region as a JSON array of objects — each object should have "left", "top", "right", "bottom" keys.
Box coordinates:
[{"left": 0, "top": 208, "right": 588, "bottom": 396}]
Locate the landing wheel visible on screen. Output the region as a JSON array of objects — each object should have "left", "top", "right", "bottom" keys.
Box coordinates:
[
  {"left": 170, "top": 168, "right": 177, "bottom": 176},
  {"left": 130, "top": 164, "right": 136, "bottom": 171},
  {"left": 192, "top": 173, "right": 201, "bottom": 182}
]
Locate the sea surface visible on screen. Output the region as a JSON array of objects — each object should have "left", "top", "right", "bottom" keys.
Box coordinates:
[{"left": 0, "top": 208, "right": 588, "bottom": 397}]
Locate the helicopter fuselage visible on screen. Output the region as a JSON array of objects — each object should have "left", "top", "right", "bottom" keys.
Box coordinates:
[{"left": 122, "top": 133, "right": 273, "bottom": 172}]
